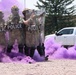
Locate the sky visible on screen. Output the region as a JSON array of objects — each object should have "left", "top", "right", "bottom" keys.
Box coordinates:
[
  {"left": 0, "top": 0, "right": 76, "bottom": 10},
  {"left": 0, "top": 0, "right": 38, "bottom": 9},
  {"left": 25, "top": 0, "right": 76, "bottom": 9},
  {"left": 26, "top": 0, "right": 38, "bottom": 9}
]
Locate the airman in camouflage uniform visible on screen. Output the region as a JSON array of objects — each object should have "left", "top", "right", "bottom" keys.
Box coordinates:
[
  {"left": 6, "top": 6, "right": 24, "bottom": 53},
  {"left": 22, "top": 9, "right": 45, "bottom": 58}
]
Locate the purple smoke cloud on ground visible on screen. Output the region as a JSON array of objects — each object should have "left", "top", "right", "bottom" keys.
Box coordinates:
[
  {"left": 1, "top": 34, "right": 76, "bottom": 63},
  {"left": 44, "top": 36, "right": 76, "bottom": 60},
  {"left": 0, "top": 39, "right": 36, "bottom": 63}
]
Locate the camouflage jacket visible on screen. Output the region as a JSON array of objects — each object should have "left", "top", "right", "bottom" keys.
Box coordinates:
[
  {"left": 6, "top": 15, "right": 25, "bottom": 45},
  {"left": 25, "top": 17, "right": 42, "bottom": 47}
]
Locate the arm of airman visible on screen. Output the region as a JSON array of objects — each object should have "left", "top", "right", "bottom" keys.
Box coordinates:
[{"left": 23, "top": 14, "right": 35, "bottom": 25}]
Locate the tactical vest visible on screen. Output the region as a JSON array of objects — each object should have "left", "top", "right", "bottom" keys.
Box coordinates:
[
  {"left": 25, "top": 18, "right": 41, "bottom": 47},
  {"left": 6, "top": 15, "right": 25, "bottom": 45}
]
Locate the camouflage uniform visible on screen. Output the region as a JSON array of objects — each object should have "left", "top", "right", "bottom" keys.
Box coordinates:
[
  {"left": 22, "top": 9, "right": 45, "bottom": 57},
  {"left": 6, "top": 6, "right": 24, "bottom": 53},
  {"left": 0, "top": 11, "right": 6, "bottom": 45}
]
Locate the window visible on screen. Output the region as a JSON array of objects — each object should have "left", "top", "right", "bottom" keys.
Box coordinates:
[{"left": 58, "top": 29, "right": 73, "bottom": 35}]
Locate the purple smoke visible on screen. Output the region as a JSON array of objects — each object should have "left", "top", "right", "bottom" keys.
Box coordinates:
[
  {"left": 44, "top": 36, "right": 76, "bottom": 60},
  {"left": 1, "top": 34, "right": 76, "bottom": 63},
  {"left": 0, "top": 0, "right": 24, "bottom": 19},
  {"left": 0, "top": 47, "right": 36, "bottom": 63}
]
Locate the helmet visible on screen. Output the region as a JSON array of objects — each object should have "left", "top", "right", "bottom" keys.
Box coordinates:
[
  {"left": 22, "top": 8, "right": 31, "bottom": 16},
  {"left": 11, "top": 5, "right": 19, "bottom": 12}
]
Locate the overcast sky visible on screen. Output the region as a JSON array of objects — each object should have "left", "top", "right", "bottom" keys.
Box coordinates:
[
  {"left": 0, "top": 0, "right": 76, "bottom": 10},
  {"left": 26, "top": 0, "right": 76, "bottom": 9},
  {"left": 26, "top": 0, "right": 38, "bottom": 9}
]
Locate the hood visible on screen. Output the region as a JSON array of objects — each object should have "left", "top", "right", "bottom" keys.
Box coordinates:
[{"left": 45, "top": 34, "right": 55, "bottom": 40}]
